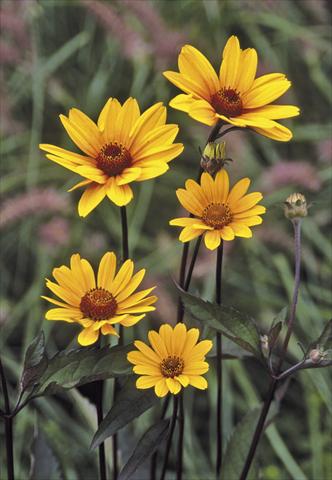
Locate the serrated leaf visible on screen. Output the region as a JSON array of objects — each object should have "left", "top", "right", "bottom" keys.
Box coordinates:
[
  {"left": 29, "top": 427, "right": 62, "bottom": 480},
  {"left": 178, "top": 289, "right": 262, "bottom": 358},
  {"left": 118, "top": 419, "right": 170, "bottom": 480},
  {"left": 91, "top": 376, "right": 159, "bottom": 449},
  {"left": 20, "top": 332, "right": 48, "bottom": 393},
  {"left": 31, "top": 343, "right": 132, "bottom": 398},
  {"left": 221, "top": 408, "right": 261, "bottom": 480}
]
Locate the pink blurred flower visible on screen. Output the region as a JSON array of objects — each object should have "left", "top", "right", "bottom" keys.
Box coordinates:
[{"left": 261, "top": 161, "right": 321, "bottom": 192}]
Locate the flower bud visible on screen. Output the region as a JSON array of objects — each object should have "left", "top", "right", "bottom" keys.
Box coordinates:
[
  {"left": 200, "top": 141, "right": 231, "bottom": 175},
  {"left": 284, "top": 193, "right": 307, "bottom": 220},
  {"left": 260, "top": 334, "right": 269, "bottom": 354},
  {"left": 309, "top": 347, "right": 325, "bottom": 364}
]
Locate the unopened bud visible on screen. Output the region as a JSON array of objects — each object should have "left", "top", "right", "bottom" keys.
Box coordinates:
[
  {"left": 309, "top": 347, "right": 325, "bottom": 364},
  {"left": 200, "top": 141, "right": 231, "bottom": 175},
  {"left": 284, "top": 193, "right": 307, "bottom": 220},
  {"left": 260, "top": 334, "right": 269, "bottom": 353}
]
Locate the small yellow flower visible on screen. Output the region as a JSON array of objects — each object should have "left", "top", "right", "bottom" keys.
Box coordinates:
[
  {"left": 164, "top": 35, "right": 300, "bottom": 141},
  {"left": 127, "top": 323, "right": 212, "bottom": 397},
  {"left": 43, "top": 252, "right": 157, "bottom": 346},
  {"left": 40, "top": 98, "right": 183, "bottom": 216},
  {"left": 170, "top": 170, "right": 265, "bottom": 250}
]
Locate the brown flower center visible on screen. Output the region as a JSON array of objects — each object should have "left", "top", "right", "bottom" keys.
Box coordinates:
[
  {"left": 80, "top": 288, "right": 117, "bottom": 320},
  {"left": 211, "top": 88, "right": 243, "bottom": 117},
  {"left": 160, "top": 356, "right": 184, "bottom": 378},
  {"left": 202, "top": 203, "right": 232, "bottom": 229},
  {"left": 96, "top": 143, "right": 132, "bottom": 176}
]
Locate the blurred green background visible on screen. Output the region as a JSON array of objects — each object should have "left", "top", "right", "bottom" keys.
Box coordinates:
[{"left": 1, "top": 0, "right": 331, "bottom": 479}]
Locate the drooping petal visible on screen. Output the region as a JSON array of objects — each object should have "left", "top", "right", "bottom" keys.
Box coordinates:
[
  {"left": 78, "top": 183, "right": 107, "bottom": 217},
  {"left": 77, "top": 326, "right": 99, "bottom": 346}
]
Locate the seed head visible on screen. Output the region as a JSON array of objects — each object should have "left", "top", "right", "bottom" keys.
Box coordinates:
[{"left": 309, "top": 346, "right": 326, "bottom": 364}]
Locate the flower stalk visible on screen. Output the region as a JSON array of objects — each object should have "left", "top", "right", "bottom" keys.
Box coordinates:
[
  {"left": 240, "top": 218, "right": 302, "bottom": 480},
  {"left": 215, "top": 244, "right": 224, "bottom": 476},
  {"left": 0, "top": 357, "right": 14, "bottom": 480},
  {"left": 160, "top": 395, "right": 179, "bottom": 480}
]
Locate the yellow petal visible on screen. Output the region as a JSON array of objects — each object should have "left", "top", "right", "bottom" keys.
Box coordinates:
[
  {"left": 166, "top": 378, "right": 182, "bottom": 394},
  {"left": 60, "top": 114, "right": 99, "bottom": 157},
  {"left": 120, "top": 314, "right": 146, "bottom": 327},
  {"left": 136, "top": 376, "right": 161, "bottom": 389},
  {"left": 215, "top": 169, "right": 230, "bottom": 203},
  {"left": 247, "top": 104, "right": 300, "bottom": 120},
  {"left": 133, "top": 143, "right": 183, "bottom": 165},
  {"left": 111, "top": 260, "right": 134, "bottom": 296},
  {"left": 106, "top": 178, "right": 133, "bottom": 206},
  {"left": 68, "top": 179, "right": 93, "bottom": 192},
  {"left": 236, "top": 48, "right": 258, "bottom": 94},
  {"left": 155, "top": 378, "right": 169, "bottom": 397},
  {"left": 183, "top": 361, "right": 209, "bottom": 375},
  {"left": 242, "top": 74, "right": 291, "bottom": 109},
  {"left": 116, "top": 167, "right": 141, "bottom": 185},
  {"left": 133, "top": 364, "right": 161, "bottom": 375},
  {"left": 127, "top": 350, "right": 159, "bottom": 367},
  {"left": 101, "top": 324, "right": 118, "bottom": 336},
  {"left": 45, "top": 308, "right": 80, "bottom": 322},
  {"left": 200, "top": 172, "right": 216, "bottom": 203},
  {"left": 128, "top": 102, "right": 166, "bottom": 148},
  {"left": 220, "top": 226, "right": 235, "bottom": 241},
  {"left": 176, "top": 374, "right": 189, "bottom": 387},
  {"left": 98, "top": 97, "right": 112, "bottom": 131},
  {"left": 178, "top": 45, "right": 219, "bottom": 97},
  {"left": 179, "top": 226, "right": 204, "bottom": 243},
  {"left": 80, "top": 259, "right": 96, "bottom": 290},
  {"left": 182, "top": 328, "right": 199, "bottom": 358},
  {"left": 97, "top": 252, "right": 117, "bottom": 290},
  {"left": 114, "top": 97, "right": 140, "bottom": 146},
  {"left": 176, "top": 188, "right": 203, "bottom": 216},
  {"left": 163, "top": 71, "right": 207, "bottom": 100},
  {"left": 188, "top": 99, "right": 218, "bottom": 126},
  {"left": 130, "top": 124, "right": 179, "bottom": 158},
  {"left": 227, "top": 178, "right": 251, "bottom": 205},
  {"left": 232, "top": 192, "right": 263, "bottom": 213},
  {"left": 252, "top": 122, "right": 293, "bottom": 142},
  {"left": 188, "top": 375, "right": 208, "bottom": 390},
  {"left": 159, "top": 324, "right": 173, "bottom": 354},
  {"left": 219, "top": 35, "right": 241, "bottom": 89},
  {"left": 148, "top": 331, "right": 168, "bottom": 359},
  {"left": 172, "top": 323, "right": 187, "bottom": 356},
  {"left": 169, "top": 94, "right": 196, "bottom": 113},
  {"left": 104, "top": 98, "right": 121, "bottom": 143},
  {"left": 134, "top": 340, "right": 161, "bottom": 363},
  {"left": 204, "top": 230, "right": 221, "bottom": 250},
  {"left": 39, "top": 144, "right": 93, "bottom": 166},
  {"left": 115, "top": 269, "right": 145, "bottom": 303},
  {"left": 77, "top": 326, "right": 99, "bottom": 346},
  {"left": 78, "top": 183, "right": 107, "bottom": 217},
  {"left": 230, "top": 223, "right": 252, "bottom": 238},
  {"left": 68, "top": 108, "right": 103, "bottom": 151}
]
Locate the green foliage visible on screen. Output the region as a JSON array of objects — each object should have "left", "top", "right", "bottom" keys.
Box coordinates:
[
  {"left": 91, "top": 376, "right": 159, "bottom": 449},
  {"left": 118, "top": 419, "right": 170, "bottom": 480},
  {"left": 178, "top": 288, "right": 262, "bottom": 358},
  {"left": 29, "top": 427, "right": 62, "bottom": 480}
]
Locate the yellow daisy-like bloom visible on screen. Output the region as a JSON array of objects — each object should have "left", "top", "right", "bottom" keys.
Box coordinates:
[
  {"left": 42, "top": 252, "right": 157, "bottom": 346},
  {"left": 170, "top": 170, "right": 265, "bottom": 250},
  {"left": 39, "top": 98, "right": 184, "bottom": 216},
  {"left": 163, "top": 35, "right": 300, "bottom": 141},
  {"left": 127, "top": 323, "right": 212, "bottom": 397}
]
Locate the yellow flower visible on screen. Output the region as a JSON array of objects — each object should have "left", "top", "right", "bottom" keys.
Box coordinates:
[
  {"left": 39, "top": 98, "right": 184, "bottom": 216},
  {"left": 170, "top": 170, "right": 265, "bottom": 250},
  {"left": 127, "top": 323, "right": 212, "bottom": 397},
  {"left": 163, "top": 35, "right": 300, "bottom": 141},
  {"left": 42, "top": 252, "right": 157, "bottom": 346}
]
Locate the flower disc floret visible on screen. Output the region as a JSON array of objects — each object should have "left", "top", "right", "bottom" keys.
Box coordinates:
[
  {"left": 80, "top": 288, "right": 117, "bottom": 321},
  {"left": 96, "top": 143, "right": 132, "bottom": 176}
]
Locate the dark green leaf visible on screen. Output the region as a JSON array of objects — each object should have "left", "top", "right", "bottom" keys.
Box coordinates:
[
  {"left": 178, "top": 289, "right": 262, "bottom": 358},
  {"left": 221, "top": 408, "right": 261, "bottom": 480},
  {"left": 20, "top": 331, "right": 48, "bottom": 393},
  {"left": 32, "top": 343, "right": 132, "bottom": 398},
  {"left": 118, "top": 419, "right": 170, "bottom": 480},
  {"left": 272, "top": 306, "right": 288, "bottom": 326},
  {"left": 91, "top": 376, "right": 159, "bottom": 449},
  {"left": 208, "top": 337, "right": 253, "bottom": 359},
  {"left": 29, "top": 427, "right": 62, "bottom": 480}
]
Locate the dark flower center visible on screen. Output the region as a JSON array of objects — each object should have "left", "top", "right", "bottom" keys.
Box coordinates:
[
  {"left": 80, "top": 288, "right": 117, "bottom": 320},
  {"left": 160, "top": 356, "right": 184, "bottom": 378},
  {"left": 211, "top": 88, "right": 243, "bottom": 117},
  {"left": 96, "top": 143, "right": 132, "bottom": 176},
  {"left": 202, "top": 203, "right": 232, "bottom": 229}
]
